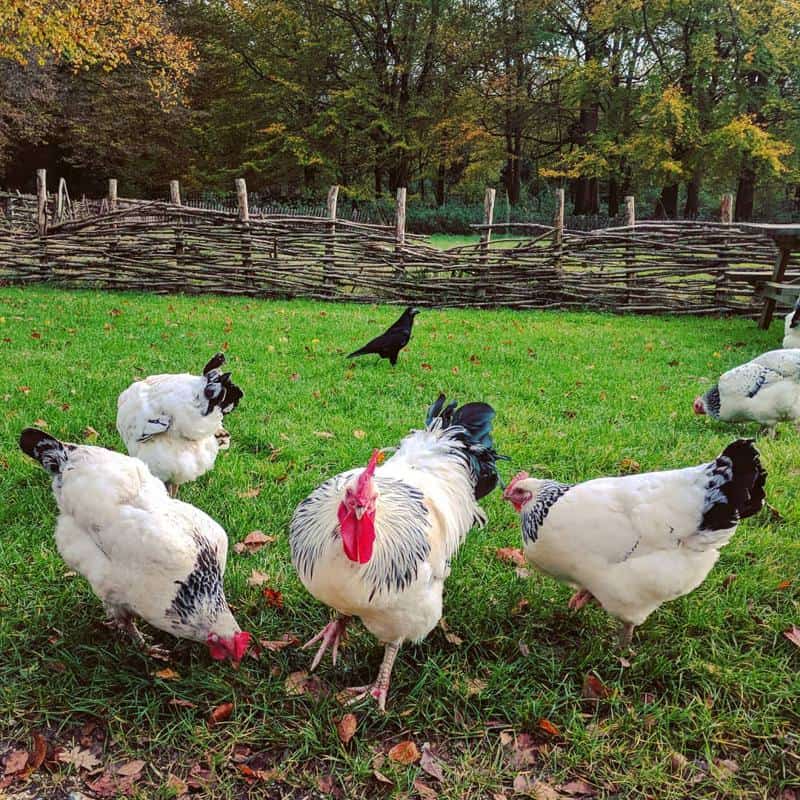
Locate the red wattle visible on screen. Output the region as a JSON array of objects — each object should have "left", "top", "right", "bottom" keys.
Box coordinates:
[{"left": 338, "top": 504, "right": 375, "bottom": 563}]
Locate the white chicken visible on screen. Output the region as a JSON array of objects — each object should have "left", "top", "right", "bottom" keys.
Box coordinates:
[
  {"left": 289, "top": 394, "right": 501, "bottom": 710},
  {"left": 783, "top": 298, "right": 800, "bottom": 348},
  {"left": 116, "top": 353, "right": 243, "bottom": 496},
  {"left": 693, "top": 349, "right": 800, "bottom": 436},
  {"left": 19, "top": 428, "right": 251, "bottom": 662},
  {"left": 502, "top": 440, "right": 766, "bottom": 646}
]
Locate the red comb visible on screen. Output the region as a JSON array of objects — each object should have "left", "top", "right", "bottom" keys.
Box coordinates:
[
  {"left": 503, "top": 471, "right": 530, "bottom": 497},
  {"left": 356, "top": 449, "right": 381, "bottom": 493}
]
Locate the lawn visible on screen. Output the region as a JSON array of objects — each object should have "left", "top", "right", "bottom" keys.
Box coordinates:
[{"left": 0, "top": 286, "right": 798, "bottom": 800}]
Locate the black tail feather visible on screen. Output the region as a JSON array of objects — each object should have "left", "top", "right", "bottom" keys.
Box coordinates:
[
  {"left": 426, "top": 394, "right": 503, "bottom": 500},
  {"left": 203, "top": 352, "right": 226, "bottom": 375},
  {"left": 19, "top": 428, "right": 69, "bottom": 475},
  {"left": 701, "top": 439, "right": 766, "bottom": 530},
  {"left": 790, "top": 297, "right": 800, "bottom": 329}
]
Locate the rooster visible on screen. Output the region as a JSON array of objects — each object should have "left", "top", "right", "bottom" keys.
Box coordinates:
[
  {"left": 19, "top": 428, "right": 251, "bottom": 663},
  {"left": 116, "top": 353, "right": 242, "bottom": 496},
  {"left": 693, "top": 349, "right": 800, "bottom": 436},
  {"left": 346, "top": 306, "right": 419, "bottom": 366},
  {"left": 783, "top": 298, "right": 800, "bottom": 348},
  {"left": 502, "top": 440, "right": 766, "bottom": 646},
  {"left": 289, "top": 394, "right": 501, "bottom": 710}
]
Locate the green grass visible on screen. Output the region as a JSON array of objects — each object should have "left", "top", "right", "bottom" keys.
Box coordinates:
[
  {"left": 427, "top": 233, "right": 522, "bottom": 249},
  {"left": 0, "top": 286, "right": 798, "bottom": 799}
]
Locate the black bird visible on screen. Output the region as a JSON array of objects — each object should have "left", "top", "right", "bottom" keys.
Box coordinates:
[{"left": 346, "top": 306, "right": 419, "bottom": 366}]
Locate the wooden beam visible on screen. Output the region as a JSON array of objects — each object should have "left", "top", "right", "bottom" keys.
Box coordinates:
[
  {"left": 624, "top": 195, "right": 635, "bottom": 227},
  {"left": 759, "top": 245, "right": 792, "bottom": 328},
  {"left": 108, "top": 179, "right": 118, "bottom": 212},
  {"left": 395, "top": 187, "right": 406, "bottom": 249},
  {"left": 552, "top": 188, "right": 565, "bottom": 246},
  {"left": 36, "top": 169, "right": 47, "bottom": 236},
  {"left": 720, "top": 193, "right": 733, "bottom": 224},
  {"left": 235, "top": 178, "right": 249, "bottom": 223},
  {"left": 169, "top": 180, "right": 181, "bottom": 206}
]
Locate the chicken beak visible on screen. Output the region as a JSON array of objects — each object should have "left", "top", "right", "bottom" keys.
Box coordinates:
[{"left": 354, "top": 505, "right": 365, "bottom": 520}]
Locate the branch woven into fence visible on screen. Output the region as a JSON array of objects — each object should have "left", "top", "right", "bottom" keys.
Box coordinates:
[{"left": 0, "top": 199, "right": 795, "bottom": 316}]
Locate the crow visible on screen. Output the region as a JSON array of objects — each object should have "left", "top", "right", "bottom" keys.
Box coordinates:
[{"left": 346, "top": 307, "right": 419, "bottom": 366}]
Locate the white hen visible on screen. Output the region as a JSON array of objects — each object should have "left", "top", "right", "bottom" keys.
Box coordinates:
[
  {"left": 502, "top": 440, "right": 766, "bottom": 646},
  {"left": 289, "top": 394, "right": 501, "bottom": 710},
  {"left": 19, "top": 428, "right": 251, "bottom": 662},
  {"left": 783, "top": 298, "right": 800, "bottom": 348},
  {"left": 694, "top": 349, "right": 800, "bottom": 435},
  {"left": 116, "top": 353, "right": 243, "bottom": 496}
]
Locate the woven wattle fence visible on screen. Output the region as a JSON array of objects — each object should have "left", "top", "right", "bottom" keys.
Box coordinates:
[{"left": 0, "top": 180, "right": 797, "bottom": 315}]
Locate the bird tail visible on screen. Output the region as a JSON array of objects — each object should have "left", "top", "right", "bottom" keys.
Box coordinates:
[
  {"left": 346, "top": 346, "right": 369, "bottom": 359},
  {"left": 203, "top": 353, "right": 243, "bottom": 415},
  {"left": 425, "top": 393, "right": 504, "bottom": 500},
  {"left": 19, "top": 428, "right": 70, "bottom": 475},
  {"left": 700, "top": 439, "right": 766, "bottom": 531}
]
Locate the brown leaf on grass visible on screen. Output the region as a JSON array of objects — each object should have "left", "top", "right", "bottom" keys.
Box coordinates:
[
  {"left": 247, "top": 570, "right": 270, "bottom": 587},
  {"left": 31, "top": 331, "right": 41, "bottom": 339},
  {"left": 515, "top": 567, "right": 533, "bottom": 579},
  {"left": 86, "top": 772, "right": 135, "bottom": 798},
  {"left": 186, "top": 762, "right": 213, "bottom": 789},
  {"left": 290, "top": 373, "right": 300, "bottom": 381},
  {"left": 314, "top": 431, "right": 335, "bottom": 438},
  {"left": 618, "top": 458, "right": 640, "bottom": 474},
  {"left": 414, "top": 778, "right": 438, "bottom": 799},
  {"left": 784, "top": 625, "right": 800, "bottom": 648},
  {"left": 507, "top": 733, "right": 540, "bottom": 769},
  {"left": 464, "top": 677, "right": 487, "bottom": 696},
  {"left": 519, "top": 641, "right": 530, "bottom": 657},
  {"left": 18, "top": 385, "right": 31, "bottom": 394},
  {"left": 582, "top": 674, "right": 610, "bottom": 700},
  {"left": 337, "top": 713, "right": 357, "bottom": 744},
  {"left": 513, "top": 774, "right": 562, "bottom": 798},
  {"left": 168, "top": 698, "right": 196, "bottom": 708},
  {"left": 208, "top": 702, "right": 234, "bottom": 727},
  {"left": 233, "top": 530, "right": 275, "bottom": 553},
  {"left": 353, "top": 429, "right": 366, "bottom": 439},
  {"left": 237, "top": 488, "right": 261, "bottom": 500},
  {"left": 495, "top": 547, "right": 526, "bottom": 567},
  {"left": 420, "top": 363, "right": 432, "bottom": 371},
  {"left": 388, "top": 740, "right": 420, "bottom": 765},
  {"left": 284, "top": 670, "right": 324, "bottom": 697},
  {"left": 109, "top": 308, "right": 123, "bottom": 316},
  {"left": 3, "top": 750, "right": 28, "bottom": 775},
  {"left": 722, "top": 573, "right": 737, "bottom": 588},
  {"left": 559, "top": 778, "right": 596, "bottom": 796},
  {"left": 262, "top": 587, "right": 284, "bottom": 608},
  {"left": 154, "top": 668, "right": 180, "bottom": 681},
  {"left": 419, "top": 743, "right": 444, "bottom": 782},
  {"left": 166, "top": 774, "right": 188, "bottom": 795},
  {"left": 237, "top": 764, "right": 281, "bottom": 782},
  {"left": 373, "top": 770, "right": 393, "bottom": 785},
  {"left": 712, "top": 758, "right": 739, "bottom": 779},
  {"left": 57, "top": 745, "right": 102, "bottom": 771},
  {"left": 83, "top": 426, "right": 99, "bottom": 441},
  {"left": 512, "top": 598, "right": 530, "bottom": 615},
  {"left": 776, "top": 579, "right": 792, "bottom": 590},
  {"left": 116, "top": 760, "right": 146, "bottom": 778},
  {"left": 28, "top": 733, "right": 47, "bottom": 773},
  {"left": 260, "top": 633, "right": 299, "bottom": 651},
  {"left": 669, "top": 752, "right": 689, "bottom": 774},
  {"left": 538, "top": 719, "right": 560, "bottom": 737}
]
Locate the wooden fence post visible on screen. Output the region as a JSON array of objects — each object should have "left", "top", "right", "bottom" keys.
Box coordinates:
[
  {"left": 395, "top": 187, "right": 406, "bottom": 276},
  {"left": 624, "top": 195, "right": 635, "bottom": 227},
  {"left": 169, "top": 180, "right": 181, "bottom": 206},
  {"left": 36, "top": 169, "right": 47, "bottom": 236},
  {"left": 235, "top": 178, "right": 252, "bottom": 279},
  {"left": 108, "top": 179, "right": 117, "bottom": 212},
  {"left": 170, "top": 180, "right": 184, "bottom": 269},
  {"left": 477, "top": 187, "right": 496, "bottom": 299},
  {"left": 324, "top": 184, "right": 339, "bottom": 287},
  {"left": 721, "top": 193, "right": 733, "bottom": 224},
  {"left": 553, "top": 187, "right": 565, "bottom": 275},
  {"left": 55, "top": 178, "right": 66, "bottom": 223}
]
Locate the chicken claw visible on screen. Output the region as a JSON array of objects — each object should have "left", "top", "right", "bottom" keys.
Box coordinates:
[
  {"left": 303, "top": 616, "right": 350, "bottom": 671},
  {"left": 568, "top": 588, "right": 595, "bottom": 611},
  {"left": 342, "top": 641, "right": 400, "bottom": 713}
]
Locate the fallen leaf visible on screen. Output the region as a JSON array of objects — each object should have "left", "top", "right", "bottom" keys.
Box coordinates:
[
  {"left": 290, "top": 372, "right": 300, "bottom": 381},
  {"left": 208, "top": 701, "right": 234, "bottom": 727},
  {"left": 712, "top": 758, "right": 739, "bottom": 778},
  {"left": 247, "top": 570, "right": 270, "bottom": 587},
  {"left": 314, "top": 431, "right": 335, "bottom": 438},
  {"left": 83, "top": 426, "right": 99, "bottom": 441},
  {"left": 373, "top": 770, "right": 393, "bottom": 784},
  {"left": 116, "top": 760, "right": 146, "bottom": 778},
  {"left": 506, "top": 733, "right": 540, "bottom": 769},
  {"left": 28, "top": 733, "right": 47, "bottom": 772},
  {"left": 4, "top": 750, "right": 28, "bottom": 775},
  {"left": 186, "top": 761, "right": 213, "bottom": 789},
  {"left": 233, "top": 530, "right": 274, "bottom": 553},
  {"left": 419, "top": 743, "right": 444, "bottom": 782},
  {"left": 722, "top": 573, "right": 737, "bottom": 588},
  {"left": 109, "top": 308, "right": 122, "bottom": 316},
  {"left": 669, "top": 752, "right": 689, "bottom": 774},
  {"left": 512, "top": 598, "right": 530, "bottom": 615},
  {"left": 86, "top": 773, "right": 134, "bottom": 798},
  {"left": 560, "top": 778, "right": 596, "bottom": 796},
  {"left": 167, "top": 697, "right": 196, "bottom": 708},
  {"left": 262, "top": 587, "right": 284, "bottom": 608},
  {"left": 237, "top": 764, "right": 281, "bottom": 782},
  {"left": 318, "top": 773, "right": 335, "bottom": 793},
  {"left": 260, "top": 633, "right": 299, "bottom": 651},
  {"left": 353, "top": 429, "right": 366, "bottom": 439},
  {"left": 538, "top": 718, "right": 560, "bottom": 736},
  {"left": 337, "top": 713, "right": 357, "bottom": 744},
  {"left": 784, "top": 625, "right": 800, "bottom": 648},
  {"left": 519, "top": 641, "right": 530, "bottom": 657},
  {"left": 18, "top": 385, "right": 31, "bottom": 394},
  {"left": 31, "top": 331, "right": 41, "bottom": 339},
  {"left": 166, "top": 774, "right": 188, "bottom": 795},
  {"left": 777, "top": 579, "right": 792, "bottom": 590},
  {"left": 34, "top": 418, "right": 48, "bottom": 428},
  {"left": 420, "top": 363, "right": 432, "bottom": 370},
  {"left": 618, "top": 458, "right": 640, "bottom": 474},
  {"left": 496, "top": 547, "right": 526, "bottom": 567},
  {"left": 618, "top": 656, "right": 631, "bottom": 668},
  {"left": 57, "top": 745, "right": 101, "bottom": 771},
  {"left": 414, "top": 778, "right": 438, "bottom": 798},
  {"left": 284, "top": 670, "right": 324, "bottom": 697},
  {"left": 464, "top": 677, "right": 486, "bottom": 696},
  {"left": 388, "top": 740, "right": 420, "bottom": 765},
  {"left": 154, "top": 668, "right": 180, "bottom": 681},
  {"left": 582, "top": 674, "right": 610, "bottom": 700},
  {"left": 515, "top": 567, "right": 533, "bottom": 579}
]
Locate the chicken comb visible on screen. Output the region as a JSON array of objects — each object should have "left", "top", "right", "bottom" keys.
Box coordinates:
[
  {"left": 356, "top": 449, "right": 382, "bottom": 493},
  {"left": 503, "top": 470, "right": 531, "bottom": 496}
]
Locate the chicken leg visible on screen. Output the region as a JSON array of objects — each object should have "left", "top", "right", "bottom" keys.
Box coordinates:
[
  {"left": 617, "top": 622, "right": 635, "bottom": 649},
  {"left": 104, "top": 605, "right": 170, "bottom": 659},
  {"left": 344, "top": 640, "right": 401, "bottom": 712},
  {"left": 166, "top": 481, "right": 180, "bottom": 498},
  {"left": 303, "top": 615, "right": 351, "bottom": 671},
  {"left": 568, "top": 588, "right": 595, "bottom": 610}
]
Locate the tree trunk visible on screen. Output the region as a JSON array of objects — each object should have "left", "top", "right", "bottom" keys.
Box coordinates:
[
  {"left": 735, "top": 163, "right": 756, "bottom": 221},
  {"left": 374, "top": 166, "right": 383, "bottom": 198},
  {"left": 684, "top": 173, "right": 701, "bottom": 218},
  {"left": 435, "top": 161, "right": 445, "bottom": 206},
  {"left": 608, "top": 177, "right": 620, "bottom": 217},
  {"left": 654, "top": 183, "right": 679, "bottom": 219}
]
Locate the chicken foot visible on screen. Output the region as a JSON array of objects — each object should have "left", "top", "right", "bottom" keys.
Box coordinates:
[
  {"left": 568, "top": 588, "right": 596, "bottom": 610},
  {"left": 344, "top": 640, "right": 401, "bottom": 712},
  {"left": 104, "top": 606, "right": 171, "bottom": 660},
  {"left": 303, "top": 615, "right": 351, "bottom": 671},
  {"left": 165, "top": 481, "right": 180, "bottom": 498},
  {"left": 617, "top": 622, "right": 635, "bottom": 650}
]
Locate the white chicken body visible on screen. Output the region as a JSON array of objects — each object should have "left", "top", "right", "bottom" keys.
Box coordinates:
[
  {"left": 506, "top": 441, "right": 766, "bottom": 636},
  {"left": 117, "top": 373, "right": 222, "bottom": 486},
  {"left": 24, "top": 435, "right": 241, "bottom": 646},
  {"left": 292, "top": 427, "right": 482, "bottom": 644},
  {"left": 783, "top": 301, "right": 800, "bottom": 348}
]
